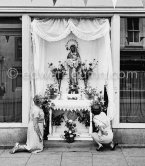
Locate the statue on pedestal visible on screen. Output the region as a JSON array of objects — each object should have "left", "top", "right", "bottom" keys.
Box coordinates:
[{"left": 66, "top": 40, "right": 81, "bottom": 94}]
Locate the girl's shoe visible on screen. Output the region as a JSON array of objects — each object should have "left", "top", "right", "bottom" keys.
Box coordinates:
[
  {"left": 9, "top": 143, "right": 19, "bottom": 154},
  {"left": 110, "top": 142, "right": 118, "bottom": 150},
  {"left": 96, "top": 145, "right": 103, "bottom": 151}
]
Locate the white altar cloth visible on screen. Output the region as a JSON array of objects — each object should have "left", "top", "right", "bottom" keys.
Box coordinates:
[
  {"left": 49, "top": 99, "right": 93, "bottom": 136},
  {"left": 52, "top": 99, "right": 91, "bottom": 111}
]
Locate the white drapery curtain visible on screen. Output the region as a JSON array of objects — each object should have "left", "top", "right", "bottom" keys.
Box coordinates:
[{"left": 31, "top": 18, "right": 115, "bottom": 120}]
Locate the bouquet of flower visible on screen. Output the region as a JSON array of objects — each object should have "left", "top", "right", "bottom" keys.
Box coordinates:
[
  {"left": 48, "top": 61, "right": 66, "bottom": 90},
  {"left": 48, "top": 61, "right": 66, "bottom": 80},
  {"left": 85, "top": 86, "right": 98, "bottom": 99},
  {"left": 81, "top": 59, "right": 98, "bottom": 87},
  {"left": 45, "top": 83, "right": 58, "bottom": 99},
  {"left": 64, "top": 120, "right": 77, "bottom": 143},
  {"left": 90, "top": 90, "right": 107, "bottom": 113}
]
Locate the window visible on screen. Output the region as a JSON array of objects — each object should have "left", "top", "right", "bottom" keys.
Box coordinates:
[
  {"left": 12, "top": 67, "right": 22, "bottom": 92},
  {"left": 120, "top": 52, "right": 145, "bottom": 123},
  {"left": 0, "top": 18, "right": 22, "bottom": 122},
  {"left": 127, "top": 18, "right": 140, "bottom": 43},
  {"left": 15, "top": 37, "right": 22, "bottom": 61}
]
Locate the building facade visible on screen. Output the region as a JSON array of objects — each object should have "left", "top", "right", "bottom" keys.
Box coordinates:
[{"left": 0, "top": 0, "right": 145, "bottom": 146}]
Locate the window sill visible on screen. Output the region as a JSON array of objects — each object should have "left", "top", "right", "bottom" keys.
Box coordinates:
[
  {"left": 0, "top": 123, "right": 28, "bottom": 127},
  {"left": 113, "top": 123, "right": 145, "bottom": 128},
  {"left": 121, "top": 46, "right": 144, "bottom": 51}
]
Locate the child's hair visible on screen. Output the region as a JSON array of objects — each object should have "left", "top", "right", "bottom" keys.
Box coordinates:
[
  {"left": 91, "top": 104, "right": 101, "bottom": 115},
  {"left": 33, "top": 95, "right": 41, "bottom": 106}
]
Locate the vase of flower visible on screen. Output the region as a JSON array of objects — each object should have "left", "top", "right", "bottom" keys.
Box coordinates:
[
  {"left": 64, "top": 120, "right": 77, "bottom": 143},
  {"left": 45, "top": 84, "right": 58, "bottom": 99}
]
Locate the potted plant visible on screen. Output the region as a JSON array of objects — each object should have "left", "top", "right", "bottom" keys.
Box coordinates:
[
  {"left": 64, "top": 120, "right": 77, "bottom": 143},
  {"left": 77, "top": 110, "right": 90, "bottom": 127},
  {"left": 52, "top": 113, "right": 64, "bottom": 132},
  {"left": 45, "top": 83, "right": 58, "bottom": 99}
]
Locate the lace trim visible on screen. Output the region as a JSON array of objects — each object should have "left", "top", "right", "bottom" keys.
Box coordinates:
[{"left": 52, "top": 99, "right": 91, "bottom": 111}]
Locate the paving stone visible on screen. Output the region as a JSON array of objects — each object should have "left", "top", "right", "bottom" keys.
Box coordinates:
[
  {"left": 63, "top": 152, "right": 92, "bottom": 157},
  {"left": 67, "top": 147, "right": 91, "bottom": 152},
  {"left": 44, "top": 147, "right": 67, "bottom": 152},
  {"left": 38, "top": 149, "right": 62, "bottom": 155},
  {"left": 0, "top": 157, "right": 28, "bottom": 166},
  {"left": 92, "top": 147, "right": 122, "bottom": 155},
  {"left": 61, "top": 156, "right": 92, "bottom": 166},
  {"left": 0, "top": 150, "right": 4, "bottom": 156},
  {"left": 27, "top": 154, "right": 61, "bottom": 166},
  {"left": 122, "top": 148, "right": 145, "bottom": 157},
  {"left": 125, "top": 157, "right": 145, "bottom": 166},
  {"left": 0, "top": 150, "right": 31, "bottom": 158},
  {"left": 93, "top": 155, "right": 128, "bottom": 166}
]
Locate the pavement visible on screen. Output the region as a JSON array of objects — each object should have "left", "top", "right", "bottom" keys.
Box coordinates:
[{"left": 0, "top": 142, "right": 145, "bottom": 166}]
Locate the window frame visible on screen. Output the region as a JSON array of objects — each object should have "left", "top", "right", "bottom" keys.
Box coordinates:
[
  {"left": 126, "top": 17, "right": 142, "bottom": 47},
  {"left": 113, "top": 53, "right": 145, "bottom": 129},
  {"left": 0, "top": 17, "right": 29, "bottom": 127},
  {"left": 127, "top": 18, "right": 140, "bottom": 43},
  {"left": 15, "top": 36, "right": 22, "bottom": 61}
]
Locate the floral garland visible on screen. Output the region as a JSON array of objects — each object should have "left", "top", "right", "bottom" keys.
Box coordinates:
[{"left": 63, "top": 120, "right": 77, "bottom": 143}]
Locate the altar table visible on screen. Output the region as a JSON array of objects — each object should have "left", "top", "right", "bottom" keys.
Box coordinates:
[{"left": 48, "top": 99, "right": 93, "bottom": 140}]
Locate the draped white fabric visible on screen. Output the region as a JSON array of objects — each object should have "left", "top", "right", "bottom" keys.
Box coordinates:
[
  {"left": 31, "top": 18, "right": 115, "bottom": 120},
  {"left": 31, "top": 19, "right": 109, "bottom": 42}
]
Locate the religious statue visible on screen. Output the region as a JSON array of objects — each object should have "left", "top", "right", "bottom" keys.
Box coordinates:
[{"left": 66, "top": 40, "right": 81, "bottom": 94}]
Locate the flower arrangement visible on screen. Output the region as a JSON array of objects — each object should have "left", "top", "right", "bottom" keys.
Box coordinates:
[
  {"left": 90, "top": 90, "right": 107, "bottom": 113},
  {"left": 81, "top": 59, "right": 98, "bottom": 88},
  {"left": 52, "top": 113, "right": 64, "bottom": 126},
  {"left": 48, "top": 61, "right": 66, "bottom": 91},
  {"left": 48, "top": 61, "right": 66, "bottom": 79},
  {"left": 45, "top": 83, "right": 58, "bottom": 99},
  {"left": 64, "top": 120, "right": 77, "bottom": 143},
  {"left": 84, "top": 86, "right": 98, "bottom": 99},
  {"left": 77, "top": 110, "right": 90, "bottom": 127}
]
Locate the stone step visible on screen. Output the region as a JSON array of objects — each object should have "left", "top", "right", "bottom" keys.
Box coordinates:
[
  {"left": 47, "top": 133, "right": 93, "bottom": 141},
  {"left": 44, "top": 140, "right": 95, "bottom": 149}
]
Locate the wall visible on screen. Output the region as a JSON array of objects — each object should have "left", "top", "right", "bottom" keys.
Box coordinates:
[
  {"left": 114, "top": 129, "right": 145, "bottom": 146},
  {"left": 0, "top": 128, "right": 27, "bottom": 147}
]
